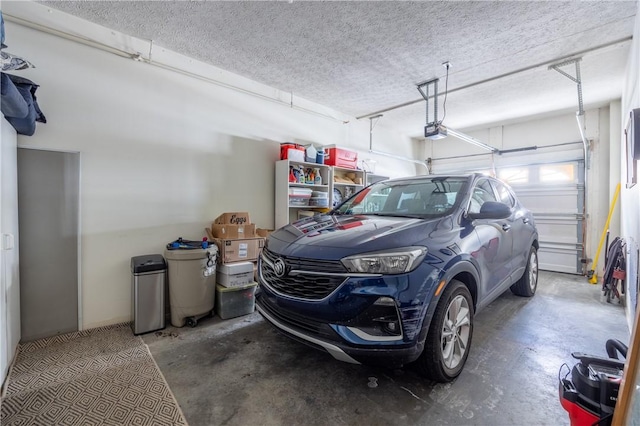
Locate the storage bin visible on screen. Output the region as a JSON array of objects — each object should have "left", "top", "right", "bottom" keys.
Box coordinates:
[
  {"left": 217, "top": 261, "right": 254, "bottom": 288},
  {"left": 289, "top": 196, "right": 310, "bottom": 206},
  {"left": 164, "top": 246, "right": 217, "bottom": 327},
  {"left": 309, "top": 197, "right": 329, "bottom": 207},
  {"left": 324, "top": 146, "right": 358, "bottom": 169},
  {"left": 280, "top": 143, "right": 305, "bottom": 161},
  {"left": 289, "top": 187, "right": 313, "bottom": 197},
  {"left": 215, "top": 282, "right": 258, "bottom": 319},
  {"left": 312, "top": 191, "right": 328, "bottom": 198}
]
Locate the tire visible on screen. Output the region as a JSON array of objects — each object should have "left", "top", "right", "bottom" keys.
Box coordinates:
[
  {"left": 510, "top": 246, "right": 538, "bottom": 297},
  {"left": 416, "top": 280, "right": 474, "bottom": 382}
]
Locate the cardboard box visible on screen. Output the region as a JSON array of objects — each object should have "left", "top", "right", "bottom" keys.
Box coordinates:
[
  {"left": 256, "top": 228, "right": 273, "bottom": 238},
  {"left": 217, "top": 261, "right": 255, "bottom": 288},
  {"left": 212, "top": 237, "right": 265, "bottom": 264},
  {"left": 214, "top": 212, "right": 250, "bottom": 226},
  {"left": 211, "top": 223, "right": 256, "bottom": 239}
]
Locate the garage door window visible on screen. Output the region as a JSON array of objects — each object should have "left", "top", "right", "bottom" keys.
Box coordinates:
[
  {"left": 540, "top": 164, "right": 576, "bottom": 183},
  {"left": 498, "top": 168, "right": 529, "bottom": 184}
]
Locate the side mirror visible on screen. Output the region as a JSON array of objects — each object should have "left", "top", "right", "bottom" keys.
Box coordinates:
[{"left": 468, "top": 201, "right": 511, "bottom": 220}]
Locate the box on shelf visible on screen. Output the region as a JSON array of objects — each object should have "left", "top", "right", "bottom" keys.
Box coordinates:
[
  {"left": 334, "top": 171, "right": 363, "bottom": 185},
  {"left": 297, "top": 210, "right": 317, "bottom": 220},
  {"left": 211, "top": 223, "right": 256, "bottom": 239},
  {"left": 280, "top": 143, "right": 305, "bottom": 162},
  {"left": 325, "top": 146, "right": 358, "bottom": 169},
  {"left": 215, "top": 282, "right": 258, "bottom": 320},
  {"left": 256, "top": 228, "right": 273, "bottom": 238},
  {"left": 217, "top": 261, "right": 254, "bottom": 288},
  {"left": 209, "top": 236, "right": 265, "bottom": 264},
  {"left": 214, "top": 212, "right": 250, "bottom": 225}
]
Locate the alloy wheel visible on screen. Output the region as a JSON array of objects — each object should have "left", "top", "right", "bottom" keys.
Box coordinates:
[
  {"left": 440, "top": 295, "right": 471, "bottom": 369},
  {"left": 529, "top": 251, "right": 538, "bottom": 293}
]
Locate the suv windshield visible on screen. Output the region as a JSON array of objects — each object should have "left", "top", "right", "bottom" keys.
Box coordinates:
[{"left": 334, "top": 177, "right": 468, "bottom": 218}]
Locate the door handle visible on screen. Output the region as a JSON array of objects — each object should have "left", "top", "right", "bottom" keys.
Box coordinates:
[
  {"left": 2, "top": 234, "right": 14, "bottom": 250},
  {"left": 523, "top": 218, "right": 530, "bottom": 224},
  {"left": 502, "top": 224, "right": 511, "bottom": 232}
]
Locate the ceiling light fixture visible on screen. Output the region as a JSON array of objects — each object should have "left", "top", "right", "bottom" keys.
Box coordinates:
[{"left": 440, "top": 125, "right": 498, "bottom": 152}]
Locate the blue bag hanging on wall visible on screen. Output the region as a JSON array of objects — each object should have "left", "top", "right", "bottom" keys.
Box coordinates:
[
  {"left": 1, "top": 72, "right": 28, "bottom": 118},
  {"left": 2, "top": 74, "right": 46, "bottom": 136}
]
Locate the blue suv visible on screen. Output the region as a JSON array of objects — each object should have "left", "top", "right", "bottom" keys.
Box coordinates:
[{"left": 256, "top": 174, "right": 538, "bottom": 382}]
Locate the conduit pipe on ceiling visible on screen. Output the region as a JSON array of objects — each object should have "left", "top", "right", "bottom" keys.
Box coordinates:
[
  {"left": 3, "top": 12, "right": 347, "bottom": 124},
  {"left": 356, "top": 37, "right": 631, "bottom": 120}
]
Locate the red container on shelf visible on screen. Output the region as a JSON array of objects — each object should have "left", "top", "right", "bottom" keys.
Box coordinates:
[
  {"left": 324, "top": 146, "right": 358, "bottom": 169},
  {"left": 280, "top": 143, "right": 306, "bottom": 162}
]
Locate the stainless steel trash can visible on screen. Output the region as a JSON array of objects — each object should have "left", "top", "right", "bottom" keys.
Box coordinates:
[{"left": 131, "top": 254, "right": 166, "bottom": 335}]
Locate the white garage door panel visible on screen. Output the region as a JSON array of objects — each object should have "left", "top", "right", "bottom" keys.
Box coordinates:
[
  {"left": 507, "top": 169, "right": 584, "bottom": 275},
  {"left": 514, "top": 185, "right": 580, "bottom": 214},
  {"left": 534, "top": 214, "right": 580, "bottom": 245},
  {"left": 537, "top": 245, "right": 582, "bottom": 274}
]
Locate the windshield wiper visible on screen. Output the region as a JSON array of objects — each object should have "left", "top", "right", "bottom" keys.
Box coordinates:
[{"left": 365, "top": 212, "right": 426, "bottom": 219}]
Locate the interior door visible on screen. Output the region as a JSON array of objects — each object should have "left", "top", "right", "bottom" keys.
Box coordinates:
[
  {"left": 17, "top": 148, "right": 80, "bottom": 342},
  {"left": 1, "top": 118, "right": 20, "bottom": 384}
]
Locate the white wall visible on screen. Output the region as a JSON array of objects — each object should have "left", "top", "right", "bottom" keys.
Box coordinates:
[
  {"left": 620, "top": 2, "right": 640, "bottom": 329},
  {"left": 5, "top": 17, "right": 415, "bottom": 329}
]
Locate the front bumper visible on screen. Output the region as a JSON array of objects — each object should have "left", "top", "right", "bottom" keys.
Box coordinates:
[
  {"left": 256, "top": 295, "right": 425, "bottom": 367},
  {"left": 256, "top": 303, "right": 361, "bottom": 364}
]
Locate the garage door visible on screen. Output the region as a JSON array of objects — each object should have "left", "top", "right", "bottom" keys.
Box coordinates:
[
  {"left": 500, "top": 161, "right": 584, "bottom": 274},
  {"left": 429, "top": 142, "right": 585, "bottom": 274}
]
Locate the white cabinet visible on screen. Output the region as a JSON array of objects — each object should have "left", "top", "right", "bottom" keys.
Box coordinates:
[
  {"left": 331, "top": 166, "right": 365, "bottom": 208},
  {"left": 275, "top": 160, "right": 331, "bottom": 229},
  {"left": 275, "top": 161, "right": 370, "bottom": 229}
]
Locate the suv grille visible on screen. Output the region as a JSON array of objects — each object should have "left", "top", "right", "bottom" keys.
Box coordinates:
[
  {"left": 257, "top": 295, "right": 339, "bottom": 341},
  {"left": 261, "top": 248, "right": 347, "bottom": 300}
]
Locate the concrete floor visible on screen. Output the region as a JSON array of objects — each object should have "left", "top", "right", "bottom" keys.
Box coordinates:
[{"left": 143, "top": 271, "right": 630, "bottom": 426}]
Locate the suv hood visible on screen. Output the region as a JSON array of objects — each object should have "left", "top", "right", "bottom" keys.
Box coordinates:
[{"left": 267, "top": 214, "right": 447, "bottom": 260}]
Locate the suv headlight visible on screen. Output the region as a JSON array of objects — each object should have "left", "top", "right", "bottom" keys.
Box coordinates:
[{"left": 341, "top": 247, "right": 427, "bottom": 274}]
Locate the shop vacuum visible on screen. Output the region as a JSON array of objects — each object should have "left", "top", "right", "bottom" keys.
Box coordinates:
[{"left": 559, "top": 339, "right": 627, "bottom": 426}]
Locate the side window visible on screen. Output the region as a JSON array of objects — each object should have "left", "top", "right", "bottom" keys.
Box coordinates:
[
  {"left": 468, "top": 179, "right": 497, "bottom": 214},
  {"left": 493, "top": 181, "right": 516, "bottom": 207}
]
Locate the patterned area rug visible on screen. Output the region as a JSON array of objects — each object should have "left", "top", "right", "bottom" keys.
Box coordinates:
[{"left": 1, "top": 323, "right": 188, "bottom": 425}]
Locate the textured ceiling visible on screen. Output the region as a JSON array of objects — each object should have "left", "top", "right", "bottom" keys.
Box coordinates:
[{"left": 37, "top": 1, "right": 637, "bottom": 135}]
